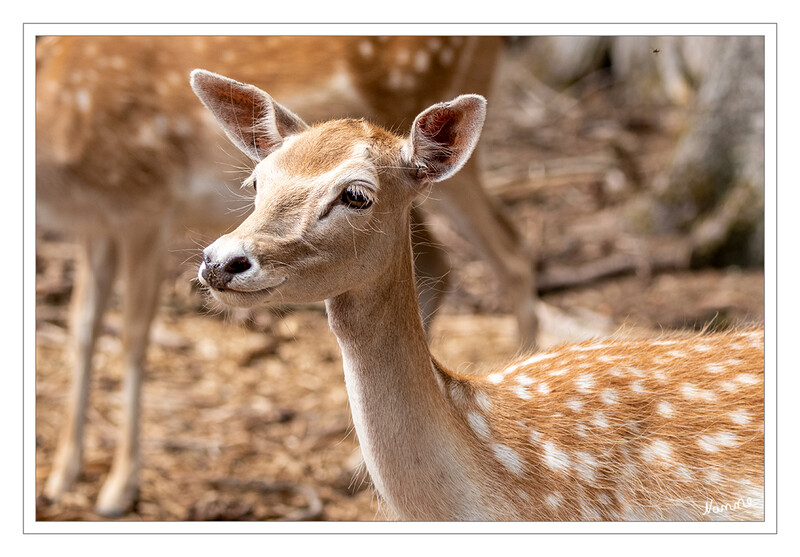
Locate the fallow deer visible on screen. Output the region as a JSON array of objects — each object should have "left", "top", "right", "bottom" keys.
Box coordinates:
[{"left": 193, "top": 70, "right": 764, "bottom": 521}]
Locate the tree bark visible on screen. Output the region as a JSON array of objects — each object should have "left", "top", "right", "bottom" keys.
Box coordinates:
[{"left": 652, "top": 36, "right": 765, "bottom": 267}]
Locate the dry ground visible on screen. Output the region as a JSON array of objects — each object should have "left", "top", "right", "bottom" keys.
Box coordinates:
[{"left": 34, "top": 45, "right": 765, "bottom": 522}]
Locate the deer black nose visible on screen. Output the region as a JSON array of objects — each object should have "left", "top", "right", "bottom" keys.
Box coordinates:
[{"left": 201, "top": 253, "right": 253, "bottom": 290}]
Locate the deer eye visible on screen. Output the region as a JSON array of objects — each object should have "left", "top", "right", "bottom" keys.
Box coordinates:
[
  {"left": 340, "top": 184, "right": 373, "bottom": 210},
  {"left": 243, "top": 175, "right": 257, "bottom": 193}
]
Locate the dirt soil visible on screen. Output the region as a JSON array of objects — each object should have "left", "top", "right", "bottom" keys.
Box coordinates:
[{"left": 34, "top": 46, "right": 765, "bottom": 522}]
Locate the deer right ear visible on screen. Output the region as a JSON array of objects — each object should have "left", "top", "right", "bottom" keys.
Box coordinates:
[
  {"left": 190, "top": 69, "right": 309, "bottom": 161},
  {"left": 406, "top": 94, "right": 487, "bottom": 184}
]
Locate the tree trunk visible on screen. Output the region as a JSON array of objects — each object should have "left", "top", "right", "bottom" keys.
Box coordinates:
[{"left": 651, "top": 36, "right": 765, "bottom": 267}]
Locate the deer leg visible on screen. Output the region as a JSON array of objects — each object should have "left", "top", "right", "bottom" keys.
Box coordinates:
[
  {"left": 429, "top": 157, "right": 539, "bottom": 349},
  {"left": 95, "top": 226, "right": 164, "bottom": 517},
  {"left": 410, "top": 206, "right": 451, "bottom": 336},
  {"left": 44, "top": 235, "right": 117, "bottom": 502}
]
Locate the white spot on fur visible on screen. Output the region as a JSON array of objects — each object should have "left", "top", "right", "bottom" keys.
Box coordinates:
[
  {"left": 575, "top": 373, "right": 595, "bottom": 393},
  {"left": 522, "top": 352, "right": 558, "bottom": 366},
  {"left": 680, "top": 383, "right": 699, "bottom": 399},
  {"left": 575, "top": 451, "right": 598, "bottom": 482},
  {"left": 642, "top": 439, "right": 673, "bottom": 463},
  {"left": 698, "top": 432, "right": 739, "bottom": 453},
  {"left": 549, "top": 368, "right": 567, "bottom": 376},
  {"left": 167, "top": 70, "right": 183, "bottom": 86},
  {"left": 501, "top": 363, "right": 521, "bottom": 376},
  {"left": 74, "top": 89, "right": 91, "bottom": 113},
  {"left": 474, "top": 390, "right": 491, "bottom": 412},
  {"left": 719, "top": 380, "right": 737, "bottom": 392},
  {"left": 174, "top": 117, "right": 194, "bottom": 136},
  {"left": 513, "top": 385, "right": 531, "bottom": 400},
  {"left": 467, "top": 412, "right": 490, "bottom": 439},
  {"left": 693, "top": 342, "right": 713, "bottom": 352},
  {"left": 439, "top": 48, "right": 455, "bottom": 65},
  {"left": 729, "top": 409, "right": 752, "bottom": 425},
  {"left": 627, "top": 366, "right": 645, "bottom": 377},
  {"left": 358, "top": 40, "right": 374, "bottom": 58},
  {"left": 592, "top": 414, "right": 610, "bottom": 428},
  {"left": 135, "top": 117, "right": 167, "bottom": 147},
  {"left": 487, "top": 372, "right": 504, "bottom": 384},
  {"left": 743, "top": 333, "right": 764, "bottom": 350},
  {"left": 630, "top": 380, "right": 645, "bottom": 393},
  {"left": 656, "top": 400, "right": 674, "bottom": 418},
  {"left": 395, "top": 47, "right": 411, "bottom": 65},
  {"left": 529, "top": 430, "right": 543, "bottom": 444},
  {"left": 735, "top": 373, "right": 759, "bottom": 385},
  {"left": 566, "top": 399, "right": 584, "bottom": 412},
  {"left": 653, "top": 339, "right": 678, "bottom": 346},
  {"left": 738, "top": 331, "right": 762, "bottom": 340},
  {"left": 705, "top": 469, "right": 722, "bottom": 484},
  {"left": 387, "top": 68, "right": 404, "bottom": 89},
  {"left": 515, "top": 374, "right": 534, "bottom": 386},
  {"left": 571, "top": 343, "right": 610, "bottom": 352},
  {"left": 707, "top": 363, "right": 726, "bottom": 373},
  {"left": 545, "top": 491, "right": 563, "bottom": 509},
  {"left": 538, "top": 382, "right": 551, "bottom": 396},
  {"left": 413, "top": 50, "right": 431, "bottom": 72},
  {"left": 651, "top": 368, "right": 667, "bottom": 382},
  {"left": 600, "top": 389, "right": 618, "bottom": 405},
  {"left": 542, "top": 441, "right": 571, "bottom": 472},
  {"left": 681, "top": 383, "right": 716, "bottom": 402},
  {"left": 493, "top": 444, "right": 525, "bottom": 476}
]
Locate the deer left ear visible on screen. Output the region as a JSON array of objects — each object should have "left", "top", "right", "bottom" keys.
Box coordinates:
[
  {"left": 406, "top": 95, "right": 487, "bottom": 183},
  {"left": 190, "top": 69, "right": 309, "bottom": 161}
]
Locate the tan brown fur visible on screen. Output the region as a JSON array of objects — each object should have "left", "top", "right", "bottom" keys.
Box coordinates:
[
  {"left": 273, "top": 119, "right": 401, "bottom": 179},
  {"left": 440, "top": 330, "right": 764, "bottom": 520}
]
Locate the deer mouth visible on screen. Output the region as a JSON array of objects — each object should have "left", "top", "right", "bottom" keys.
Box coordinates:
[{"left": 206, "top": 279, "right": 286, "bottom": 308}]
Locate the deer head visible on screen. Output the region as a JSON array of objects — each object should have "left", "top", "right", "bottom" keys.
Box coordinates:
[{"left": 191, "top": 69, "right": 486, "bottom": 308}]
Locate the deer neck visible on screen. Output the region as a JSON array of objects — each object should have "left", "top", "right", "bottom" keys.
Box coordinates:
[{"left": 325, "top": 213, "right": 485, "bottom": 520}]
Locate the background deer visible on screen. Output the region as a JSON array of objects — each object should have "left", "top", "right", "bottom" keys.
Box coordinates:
[
  {"left": 36, "top": 36, "right": 538, "bottom": 516},
  {"left": 193, "top": 70, "right": 764, "bottom": 521}
]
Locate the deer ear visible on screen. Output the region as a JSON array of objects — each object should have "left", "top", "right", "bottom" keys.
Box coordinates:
[
  {"left": 407, "top": 94, "right": 487, "bottom": 183},
  {"left": 190, "top": 69, "right": 309, "bottom": 161}
]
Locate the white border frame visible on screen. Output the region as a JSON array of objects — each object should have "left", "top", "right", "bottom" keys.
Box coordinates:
[{"left": 22, "top": 22, "right": 777, "bottom": 536}]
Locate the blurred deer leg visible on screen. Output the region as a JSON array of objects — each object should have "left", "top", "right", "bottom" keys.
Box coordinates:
[
  {"left": 44, "top": 235, "right": 117, "bottom": 501},
  {"left": 430, "top": 157, "right": 539, "bottom": 349},
  {"left": 411, "top": 206, "right": 451, "bottom": 336},
  {"left": 95, "top": 225, "right": 164, "bottom": 517}
]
